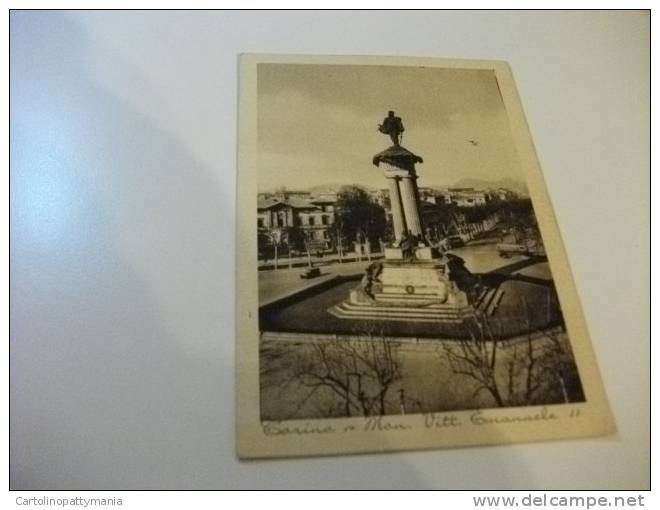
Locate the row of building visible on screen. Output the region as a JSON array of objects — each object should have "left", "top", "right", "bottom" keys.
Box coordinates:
[
  {"left": 257, "top": 186, "right": 520, "bottom": 253},
  {"left": 420, "top": 187, "right": 518, "bottom": 207}
]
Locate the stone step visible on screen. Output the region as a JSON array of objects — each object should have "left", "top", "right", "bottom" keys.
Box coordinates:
[
  {"left": 329, "top": 302, "right": 472, "bottom": 322},
  {"left": 342, "top": 300, "right": 468, "bottom": 314},
  {"left": 475, "top": 287, "right": 497, "bottom": 311},
  {"left": 334, "top": 307, "right": 464, "bottom": 320},
  {"left": 486, "top": 288, "right": 505, "bottom": 316},
  {"left": 329, "top": 309, "right": 468, "bottom": 323},
  {"left": 374, "top": 294, "right": 442, "bottom": 307},
  {"left": 474, "top": 287, "right": 488, "bottom": 307},
  {"left": 373, "top": 292, "right": 444, "bottom": 301},
  {"left": 472, "top": 286, "right": 505, "bottom": 316}
]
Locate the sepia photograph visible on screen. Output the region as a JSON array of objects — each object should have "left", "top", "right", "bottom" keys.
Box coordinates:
[{"left": 237, "top": 55, "right": 614, "bottom": 458}]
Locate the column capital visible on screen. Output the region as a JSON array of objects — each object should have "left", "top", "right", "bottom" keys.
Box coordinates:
[{"left": 383, "top": 169, "right": 410, "bottom": 180}]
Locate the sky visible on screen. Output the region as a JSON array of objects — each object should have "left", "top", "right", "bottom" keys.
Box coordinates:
[{"left": 257, "top": 63, "right": 525, "bottom": 192}]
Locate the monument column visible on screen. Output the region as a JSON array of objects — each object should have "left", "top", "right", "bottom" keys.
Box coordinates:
[
  {"left": 385, "top": 175, "right": 406, "bottom": 241},
  {"left": 331, "top": 110, "right": 474, "bottom": 325},
  {"left": 399, "top": 174, "right": 423, "bottom": 237}
]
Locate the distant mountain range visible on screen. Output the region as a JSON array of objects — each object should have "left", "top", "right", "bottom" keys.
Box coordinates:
[
  {"left": 261, "top": 178, "right": 527, "bottom": 195},
  {"left": 448, "top": 177, "right": 528, "bottom": 195},
  {"left": 306, "top": 183, "right": 378, "bottom": 194}
]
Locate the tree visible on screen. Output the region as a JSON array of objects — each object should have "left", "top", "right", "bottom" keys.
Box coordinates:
[
  {"left": 292, "top": 329, "right": 402, "bottom": 417},
  {"left": 286, "top": 225, "right": 305, "bottom": 252},
  {"left": 286, "top": 226, "right": 314, "bottom": 268},
  {"left": 335, "top": 186, "right": 387, "bottom": 247},
  {"left": 257, "top": 232, "right": 273, "bottom": 262},
  {"left": 420, "top": 201, "right": 456, "bottom": 243},
  {"left": 265, "top": 227, "right": 283, "bottom": 270},
  {"left": 328, "top": 219, "right": 346, "bottom": 263},
  {"left": 302, "top": 229, "right": 314, "bottom": 268},
  {"left": 443, "top": 312, "right": 504, "bottom": 407},
  {"left": 442, "top": 298, "right": 584, "bottom": 408},
  {"left": 500, "top": 198, "right": 536, "bottom": 232}
]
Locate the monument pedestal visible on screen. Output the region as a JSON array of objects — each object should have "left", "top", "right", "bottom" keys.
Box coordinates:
[
  {"left": 330, "top": 112, "right": 479, "bottom": 324},
  {"left": 330, "top": 249, "right": 476, "bottom": 324}
]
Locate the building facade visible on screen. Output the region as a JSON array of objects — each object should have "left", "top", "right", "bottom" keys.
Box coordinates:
[{"left": 257, "top": 194, "right": 337, "bottom": 253}]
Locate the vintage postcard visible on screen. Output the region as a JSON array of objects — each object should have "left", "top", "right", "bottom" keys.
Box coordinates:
[{"left": 236, "top": 54, "right": 614, "bottom": 458}]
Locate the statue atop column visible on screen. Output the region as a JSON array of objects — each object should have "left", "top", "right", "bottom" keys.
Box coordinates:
[
  {"left": 330, "top": 110, "right": 476, "bottom": 324},
  {"left": 378, "top": 110, "right": 405, "bottom": 146},
  {"left": 373, "top": 111, "right": 424, "bottom": 243}
]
